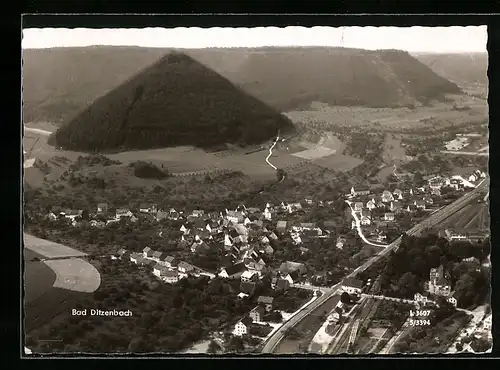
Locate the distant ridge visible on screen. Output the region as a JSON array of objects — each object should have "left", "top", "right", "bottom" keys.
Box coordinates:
[
  {"left": 48, "top": 52, "right": 295, "bottom": 152},
  {"left": 23, "top": 46, "right": 462, "bottom": 124}
]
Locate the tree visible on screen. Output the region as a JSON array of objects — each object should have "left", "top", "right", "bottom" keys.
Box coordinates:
[
  {"left": 276, "top": 168, "right": 286, "bottom": 182},
  {"left": 227, "top": 336, "right": 245, "bottom": 353},
  {"left": 455, "top": 342, "right": 463, "bottom": 351},
  {"left": 207, "top": 339, "right": 221, "bottom": 354},
  {"left": 340, "top": 292, "right": 351, "bottom": 304}
]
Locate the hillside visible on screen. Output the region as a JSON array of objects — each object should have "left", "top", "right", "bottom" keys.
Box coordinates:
[
  {"left": 48, "top": 52, "right": 295, "bottom": 152},
  {"left": 190, "top": 47, "right": 462, "bottom": 110},
  {"left": 23, "top": 46, "right": 462, "bottom": 125},
  {"left": 22, "top": 47, "right": 168, "bottom": 124},
  {"left": 414, "top": 52, "right": 488, "bottom": 85}
]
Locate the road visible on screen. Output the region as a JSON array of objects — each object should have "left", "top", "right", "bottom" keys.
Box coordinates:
[
  {"left": 347, "top": 202, "right": 389, "bottom": 248},
  {"left": 440, "top": 150, "right": 488, "bottom": 156},
  {"left": 24, "top": 126, "right": 52, "bottom": 136},
  {"left": 261, "top": 178, "right": 489, "bottom": 353}
]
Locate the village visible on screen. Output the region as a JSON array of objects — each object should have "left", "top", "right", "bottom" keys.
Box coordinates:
[{"left": 35, "top": 166, "right": 490, "bottom": 348}]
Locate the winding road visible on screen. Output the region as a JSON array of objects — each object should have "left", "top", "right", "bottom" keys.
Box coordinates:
[
  {"left": 265, "top": 132, "right": 280, "bottom": 170},
  {"left": 346, "top": 200, "right": 389, "bottom": 248}
]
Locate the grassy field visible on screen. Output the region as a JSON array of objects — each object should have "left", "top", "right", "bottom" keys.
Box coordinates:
[
  {"left": 284, "top": 94, "right": 487, "bottom": 131},
  {"left": 381, "top": 134, "right": 410, "bottom": 166}
]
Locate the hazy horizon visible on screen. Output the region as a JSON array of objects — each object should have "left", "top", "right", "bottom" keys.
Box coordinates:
[{"left": 22, "top": 26, "right": 487, "bottom": 53}]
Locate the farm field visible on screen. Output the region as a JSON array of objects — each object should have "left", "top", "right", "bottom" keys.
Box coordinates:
[
  {"left": 435, "top": 203, "right": 490, "bottom": 231},
  {"left": 23, "top": 248, "right": 91, "bottom": 334},
  {"left": 24, "top": 234, "right": 88, "bottom": 259},
  {"left": 24, "top": 249, "right": 56, "bottom": 305},
  {"left": 45, "top": 258, "right": 101, "bottom": 293},
  {"left": 284, "top": 94, "right": 487, "bottom": 131}
]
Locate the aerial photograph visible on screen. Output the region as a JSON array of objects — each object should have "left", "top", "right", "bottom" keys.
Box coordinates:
[{"left": 22, "top": 25, "right": 491, "bottom": 355}]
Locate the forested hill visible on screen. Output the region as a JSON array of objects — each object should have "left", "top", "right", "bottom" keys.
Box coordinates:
[
  {"left": 413, "top": 52, "right": 488, "bottom": 85},
  {"left": 48, "top": 52, "right": 295, "bottom": 152},
  {"left": 23, "top": 46, "right": 462, "bottom": 124}
]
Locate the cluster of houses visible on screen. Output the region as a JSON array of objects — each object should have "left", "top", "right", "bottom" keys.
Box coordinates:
[
  {"left": 413, "top": 263, "right": 478, "bottom": 308},
  {"left": 232, "top": 295, "right": 277, "bottom": 337},
  {"left": 111, "top": 247, "right": 206, "bottom": 284},
  {"left": 346, "top": 170, "right": 487, "bottom": 242}
]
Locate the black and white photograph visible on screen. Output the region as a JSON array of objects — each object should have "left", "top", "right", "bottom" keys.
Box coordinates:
[{"left": 22, "top": 23, "right": 491, "bottom": 355}]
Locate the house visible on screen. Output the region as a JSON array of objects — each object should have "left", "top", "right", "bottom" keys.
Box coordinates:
[
  {"left": 351, "top": 186, "right": 370, "bottom": 196},
  {"left": 191, "top": 210, "right": 205, "bottom": 218},
  {"left": 241, "top": 270, "right": 259, "bottom": 283},
  {"left": 393, "top": 189, "right": 403, "bottom": 198},
  {"left": 427, "top": 265, "right": 451, "bottom": 297},
  {"left": 384, "top": 212, "right": 395, "bottom": 221},
  {"left": 447, "top": 296, "right": 458, "bottom": 307},
  {"left": 116, "top": 208, "right": 133, "bottom": 219},
  {"left": 63, "top": 209, "right": 84, "bottom": 221},
  {"left": 97, "top": 203, "right": 108, "bottom": 214},
  {"left": 428, "top": 177, "right": 445, "bottom": 190},
  {"left": 299, "top": 246, "right": 310, "bottom": 255},
  {"left": 141, "top": 258, "right": 154, "bottom": 267},
  {"left": 264, "top": 244, "right": 274, "bottom": 255},
  {"left": 249, "top": 306, "right": 266, "bottom": 323},
  {"left": 273, "top": 278, "right": 290, "bottom": 291},
  {"left": 129, "top": 253, "right": 141, "bottom": 264},
  {"left": 361, "top": 215, "right": 371, "bottom": 226},
  {"left": 342, "top": 277, "right": 363, "bottom": 295},
  {"left": 353, "top": 202, "right": 364, "bottom": 212},
  {"left": 139, "top": 203, "right": 157, "bottom": 214},
  {"left": 268, "top": 231, "right": 278, "bottom": 241},
  {"left": 381, "top": 190, "right": 394, "bottom": 203},
  {"left": 159, "top": 269, "right": 179, "bottom": 284},
  {"left": 226, "top": 210, "right": 245, "bottom": 224},
  {"left": 259, "top": 235, "right": 270, "bottom": 245},
  {"left": 162, "top": 255, "right": 176, "bottom": 268},
  {"left": 284, "top": 270, "right": 301, "bottom": 284},
  {"left": 414, "top": 200, "right": 426, "bottom": 209},
  {"left": 237, "top": 292, "right": 249, "bottom": 300},
  {"left": 233, "top": 317, "right": 253, "bottom": 336},
  {"left": 263, "top": 207, "right": 272, "bottom": 220},
  {"left": 366, "top": 200, "right": 376, "bottom": 210},
  {"left": 444, "top": 229, "right": 468, "bottom": 242},
  {"left": 218, "top": 262, "right": 247, "bottom": 279},
  {"left": 178, "top": 261, "right": 195, "bottom": 274},
  {"left": 240, "top": 281, "right": 257, "bottom": 295},
  {"left": 168, "top": 208, "right": 180, "bottom": 220},
  {"left": 390, "top": 201, "right": 403, "bottom": 213},
  {"left": 280, "top": 261, "right": 307, "bottom": 276},
  {"left": 153, "top": 263, "right": 164, "bottom": 278},
  {"left": 257, "top": 296, "right": 274, "bottom": 312},
  {"left": 414, "top": 292, "right": 430, "bottom": 305},
  {"left": 151, "top": 250, "right": 164, "bottom": 262},
  {"left": 431, "top": 188, "right": 441, "bottom": 196},
  {"left": 423, "top": 196, "right": 434, "bottom": 205},
  {"left": 115, "top": 248, "right": 127, "bottom": 259},
  {"left": 142, "top": 247, "right": 152, "bottom": 259},
  {"left": 336, "top": 236, "right": 347, "bottom": 249},
  {"left": 155, "top": 211, "right": 169, "bottom": 221}
]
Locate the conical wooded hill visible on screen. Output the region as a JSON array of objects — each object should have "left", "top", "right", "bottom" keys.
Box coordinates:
[{"left": 49, "top": 52, "right": 295, "bottom": 152}]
